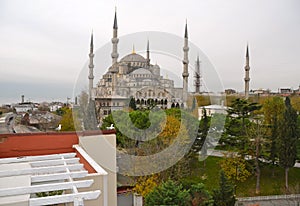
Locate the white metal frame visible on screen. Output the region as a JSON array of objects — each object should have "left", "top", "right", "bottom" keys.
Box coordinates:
[{"left": 0, "top": 152, "right": 102, "bottom": 206}]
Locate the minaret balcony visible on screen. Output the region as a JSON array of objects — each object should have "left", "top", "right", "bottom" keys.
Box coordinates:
[
  {"left": 111, "top": 53, "right": 119, "bottom": 58},
  {"left": 111, "top": 38, "right": 119, "bottom": 43}
]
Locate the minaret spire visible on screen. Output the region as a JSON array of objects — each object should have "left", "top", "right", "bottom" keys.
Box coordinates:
[
  {"left": 111, "top": 8, "right": 119, "bottom": 65},
  {"left": 244, "top": 44, "right": 250, "bottom": 99},
  {"left": 88, "top": 31, "right": 95, "bottom": 99},
  {"left": 90, "top": 31, "right": 93, "bottom": 53},
  {"left": 195, "top": 54, "right": 201, "bottom": 94},
  {"left": 184, "top": 19, "right": 188, "bottom": 38},
  {"left": 182, "top": 20, "right": 189, "bottom": 104},
  {"left": 146, "top": 39, "right": 150, "bottom": 67},
  {"left": 113, "top": 7, "right": 118, "bottom": 29}
]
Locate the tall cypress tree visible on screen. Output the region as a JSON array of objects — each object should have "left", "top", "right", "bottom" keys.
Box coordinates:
[
  {"left": 190, "top": 108, "right": 210, "bottom": 163},
  {"left": 278, "top": 97, "right": 299, "bottom": 191},
  {"left": 84, "top": 99, "right": 98, "bottom": 130},
  {"left": 212, "top": 170, "right": 236, "bottom": 206},
  {"left": 129, "top": 97, "right": 137, "bottom": 110}
]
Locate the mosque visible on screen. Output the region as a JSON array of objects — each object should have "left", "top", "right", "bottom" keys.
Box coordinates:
[
  {"left": 86, "top": 10, "right": 250, "bottom": 120},
  {"left": 87, "top": 10, "right": 201, "bottom": 118}
]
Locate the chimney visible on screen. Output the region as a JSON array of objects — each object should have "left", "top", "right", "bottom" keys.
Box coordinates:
[{"left": 21, "top": 95, "right": 24, "bottom": 103}]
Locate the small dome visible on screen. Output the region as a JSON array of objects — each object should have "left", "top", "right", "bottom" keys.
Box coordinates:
[
  {"left": 153, "top": 64, "right": 160, "bottom": 69},
  {"left": 130, "top": 68, "right": 152, "bottom": 75},
  {"left": 120, "top": 53, "right": 147, "bottom": 63}
]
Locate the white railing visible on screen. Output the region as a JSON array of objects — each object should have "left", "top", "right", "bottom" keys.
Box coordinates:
[{"left": 237, "top": 194, "right": 300, "bottom": 202}]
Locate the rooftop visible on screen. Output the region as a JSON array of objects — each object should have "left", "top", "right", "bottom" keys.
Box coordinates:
[{"left": 0, "top": 131, "right": 116, "bottom": 206}]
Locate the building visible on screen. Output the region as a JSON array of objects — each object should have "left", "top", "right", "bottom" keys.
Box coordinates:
[
  {"left": 88, "top": 10, "right": 197, "bottom": 119},
  {"left": 13, "top": 103, "right": 37, "bottom": 114},
  {"left": 278, "top": 87, "right": 293, "bottom": 96},
  {"left": 224, "top": 89, "right": 237, "bottom": 95},
  {"left": 0, "top": 131, "right": 117, "bottom": 206},
  {"left": 198, "top": 104, "right": 228, "bottom": 120}
]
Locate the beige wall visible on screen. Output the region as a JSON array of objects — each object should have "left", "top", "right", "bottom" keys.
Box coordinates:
[{"left": 79, "top": 134, "right": 117, "bottom": 206}]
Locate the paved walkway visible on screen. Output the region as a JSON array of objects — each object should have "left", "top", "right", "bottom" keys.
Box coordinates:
[
  {"left": 236, "top": 194, "right": 300, "bottom": 206},
  {"left": 206, "top": 149, "right": 300, "bottom": 168}
]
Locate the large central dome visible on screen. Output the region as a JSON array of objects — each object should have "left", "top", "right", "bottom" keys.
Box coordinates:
[{"left": 120, "top": 53, "right": 147, "bottom": 63}]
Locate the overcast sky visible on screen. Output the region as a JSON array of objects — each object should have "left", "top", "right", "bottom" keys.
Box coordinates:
[{"left": 0, "top": 0, "right": 299, "bottom": 104}]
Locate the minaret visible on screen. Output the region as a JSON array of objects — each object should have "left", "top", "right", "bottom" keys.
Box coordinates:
[
  {"left": 111, "top": 9, "right": 119, "bottom": 96},
  {"left": 244, "top": 44, "right": 250, "bottom": 99},
  {"left": 146, "top": 39, "right": 150, "bottom": 67},
  {"left": 111, "top": 8, "right": 119, "bottom": 65},
  {"left": 195, "top": 55, "right": 201, "bottom": 94},
  {"left": 182, "top": 21, "right": 189, "bottom": 102},
  {"left": 88, "top": 32, "right": 94, "bottom": 99}
]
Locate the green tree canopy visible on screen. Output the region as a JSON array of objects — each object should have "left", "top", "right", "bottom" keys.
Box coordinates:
[
  {"left": 59, "top": 108, "right": 75, "bottom": 131},
  {"left": 278, "top": 97, "right": 299, "bottom": 191},
  {"left": 262, "top": 97, "right": 285, "bottom": 166},
  {"left": 145, "top": 179, "right": 190, "bottom": 206},
  {"left": 212, "top": 170, "right": 236, "bottom": 206},
  {"left": 221, "top": 98, "right": 261, "bottom": 155}
]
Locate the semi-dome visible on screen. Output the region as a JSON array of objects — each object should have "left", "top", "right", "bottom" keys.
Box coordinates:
[
  {"left": 130, "top": 68, "right": 152, "bottom": 75},
  {"left": 120, "top": 53, "right": 147, "bottom": 63}
]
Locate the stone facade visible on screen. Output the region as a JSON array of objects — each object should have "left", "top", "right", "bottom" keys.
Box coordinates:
[{"left": 89, "top": 10, "right": 190, "bottom": 119}]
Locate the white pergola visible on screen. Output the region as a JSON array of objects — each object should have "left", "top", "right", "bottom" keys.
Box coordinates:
[{"left": 0, "top": 151, "right": 102, "bottom": 206}]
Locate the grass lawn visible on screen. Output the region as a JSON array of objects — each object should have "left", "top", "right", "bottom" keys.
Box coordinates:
[{"left": 185, "top": 156, "right": 300, "bottom": 197}]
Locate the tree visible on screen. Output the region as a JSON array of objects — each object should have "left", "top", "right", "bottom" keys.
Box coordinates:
[
  {"left": 59, "top": 108, "right": 75, "bottom": 131},
  {"left": 247, "top": 116, "right": 267, "bottom": 194},
  {"left": 278, "top": 97, "right": 299, "bottom": 192},
  {"left": 212, "top": 170, "right": 236, "bottom": 206},
  {"left": 83, "top": 99, "right": 98, "bottom": 130},
  {"left": 158, "top": 115, "right": 181, "bottom": 145},
  {"left": 133, "top": 174, "right": 159, "bottom": 198},
  {"left": 76, "top": 91, "right": 98, "bottom": 131},
  {"left": 219, "top": 153, "right": 251, "bottom": 191},
  {"left": 101, "top": 113, "right": 134, "bottom": 147},
  {"left": 144, "top": 180, "right": 190, "bottom": 206},
  {"left": 220, "top": 98, "right": 261, "bottom": 155},
  {"left": 157, "top": 114, "right": 192, "bottom": 180},
  {"left": 189, "top": 183, "right": 213, "bottom": 206},
  {"left": 190, "top": 108, "right": 210, "bottom": 166},
  {"left": 262, "top": 97, "right": 285, "bottom": 173},
  {"left": 129, "top": 96, "right": 137, "bottom": 110}
]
